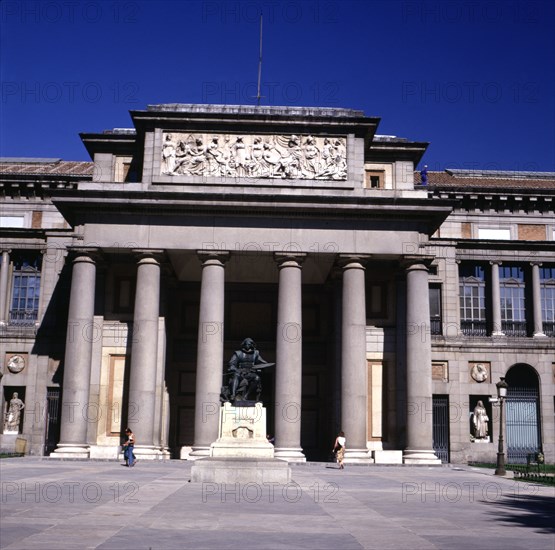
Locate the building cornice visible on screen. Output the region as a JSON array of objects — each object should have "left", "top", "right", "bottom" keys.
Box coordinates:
[{"left": 50, "top": 188, "right": 454, "bottom": 231}]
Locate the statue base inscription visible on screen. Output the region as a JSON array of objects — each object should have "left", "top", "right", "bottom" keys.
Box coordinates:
[{"left": 190, "top": 403, "right": 291, "bottom": 483}]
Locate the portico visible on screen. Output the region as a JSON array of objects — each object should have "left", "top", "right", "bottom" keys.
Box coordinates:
[{"left": 50, "top": 104, "right": 451, "bottom": 463}]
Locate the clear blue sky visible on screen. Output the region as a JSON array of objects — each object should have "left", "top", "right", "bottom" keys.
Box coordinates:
[{"left": 1, "top": 0, "right": 554, "bottom": 171}]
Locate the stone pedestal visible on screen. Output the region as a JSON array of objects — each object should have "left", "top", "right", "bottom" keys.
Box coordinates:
[
  {"left": 191, "top": 457, "right": 291, "bottom": 484},
  {"left": 210, "top": 402, "right": 274, "bottom": 458},
  {"left": 0, "top": 434, "right": 24, "bottom": 454},
  {"left": 190, "top": 403, "right": 290, "bottom": 483}
]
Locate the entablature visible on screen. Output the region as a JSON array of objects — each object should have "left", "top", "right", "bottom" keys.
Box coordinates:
[{"left": 426, "top": 187, "right": 555, "bottom": 213}]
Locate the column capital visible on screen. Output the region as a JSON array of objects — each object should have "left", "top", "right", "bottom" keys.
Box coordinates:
[
  {"left": 1, "top": 249, "right": 12, "bottom": 255},
  {"left": 132, "top": 249, "right": 165, "bottom": 263},
  {"left": 489, "top": 260, "right": 503, "bottom": 266},
  {"left": 401, "top": 255, "right": 434, "bottom": 270},
  {"left": 530, "top": 261, "right": 543, "bottom": 267},
  {"left": 337, "top": 254, "right": 370, "bottom": 270},
  {"left": 67, "top": 247, "right": 102, "bottom": 264},
  {"left": 274, "top": 252, "right": 306, "bottom": 268},
  {"left": 197, "top": 250, "right": 230, "bottom": 266}
]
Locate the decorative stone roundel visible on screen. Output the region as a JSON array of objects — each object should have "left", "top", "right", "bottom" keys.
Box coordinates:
[
  {"left": 471, "top": 363, "right": 488, "bottom": 383},
  {"left": 7, "top": 354, "right": 26, "bottom": 374}
]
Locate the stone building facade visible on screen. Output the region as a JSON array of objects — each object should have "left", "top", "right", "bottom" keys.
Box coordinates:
[{"left": 0, "top": 104, "right": 553, "bottom": 464}]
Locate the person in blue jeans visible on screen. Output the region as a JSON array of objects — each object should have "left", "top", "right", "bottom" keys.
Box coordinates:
[{"left": 123, "top": 428, "right": 136, "bottom": 467}]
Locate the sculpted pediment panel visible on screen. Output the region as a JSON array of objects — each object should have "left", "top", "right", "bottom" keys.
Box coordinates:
[{"left": 161, "top": 132, "right": 347, "bottom": 180}]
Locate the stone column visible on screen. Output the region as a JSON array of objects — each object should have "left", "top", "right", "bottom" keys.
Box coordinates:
[
  {"left": 190, "top": 252, "right": 228, "bottom": 458},
  {"left": 0, "top": 250, "right": 10, "bottom": 326},
  {"left": 531, "top": 263, "right": 546, "bottom": 338},
  {"left": 127, "top": 252, "right": 163, "bottom": 457},
  {"left": 490, "top": 261, "right": 505, "bottom": 336},
  {"left": 404, "top": 261, "right": 440, "bottom": 464},
  {"left": 340, "top": 256, "right": 371, "bottom": 462},
  {"left": 274, "top": 253, "right": 306, "bottom": 461},
  {"left": 54, "top": 251, "right": 97, "bottom": 457}
]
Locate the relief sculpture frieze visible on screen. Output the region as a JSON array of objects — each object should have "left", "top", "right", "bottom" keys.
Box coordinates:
[{"left": 161, "top": 132, "right": 347, "bottom": 180}]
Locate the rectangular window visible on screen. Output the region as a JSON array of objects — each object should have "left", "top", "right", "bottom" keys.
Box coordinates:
[
  {"left": 540, "top": 265, "right": 555, "bottom": 337},
  {"left": 459, "top": 264, "right": 487, "bottom": 336},
  {"left": 429, "top": 284, "right": 442, "bottom": 335},
  {"left": 365, "top": 171, "right": 385, "bottom": 189},
  {"left": 478, "top": 228, "right": 511, "bottom": 240},
  {"left": 500, "top": 266, "right": 527, "bottom": 336},
  {"left": 114, "top": 156, "right": 134, "bottom": 182},
  {"left": 9, "top": 253, "right": 42, "bottom": 326},
  {"left": 113, "top": 276, "right": 136, "bottom": 314},
  {"left": 0, "top": 216, "right": 25, "bottom": 228},
  {"left": 366, "top": 282, "right": 387, "bottom": 319}
]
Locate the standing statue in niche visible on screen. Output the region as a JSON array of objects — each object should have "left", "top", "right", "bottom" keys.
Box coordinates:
[
  {"left": 472, "top": 400, "right": 489, "bottom": 440},
  {"left": 3, "top": 392, "right": 25, "bottom": 434},
  {"left": 221, "top": 338, "right": 274, "bottom": 405},
  {"left": 161, "top": 134, "right": 176, "bottom": 174}
]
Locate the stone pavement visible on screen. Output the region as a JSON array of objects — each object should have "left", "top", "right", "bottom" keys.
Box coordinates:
[{"left": 0, "top": 458, "right": 553, "bottom": 550}]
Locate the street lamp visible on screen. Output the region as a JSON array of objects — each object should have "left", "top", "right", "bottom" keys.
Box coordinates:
[{"left": 494, "top": 377, "right": 509, "bottom": 476}]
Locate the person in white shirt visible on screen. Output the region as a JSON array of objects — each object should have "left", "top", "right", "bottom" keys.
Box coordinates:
[{"left": 333, "top": 431, "right": 346, "bottom": 469}]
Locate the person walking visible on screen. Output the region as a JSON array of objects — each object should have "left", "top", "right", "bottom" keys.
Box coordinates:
[
  {"left": 333, "top": 431, "right": 346, "bottom": 469},
  {"left": 123, "top": 428, "right": 136, "bottom": 467}
]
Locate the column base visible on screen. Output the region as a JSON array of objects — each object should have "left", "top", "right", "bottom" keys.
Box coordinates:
[
  {"left": 179, "top": 446, "right": 193, "bottom": 459},
  {"left": 373, "top": 450, "right": 403, "bottom": 464},
  {"left": 89, "top": 445, "right": 119, "bottom": 459},
  {"left": 188, "top": 446, "right": 211, "bottom": 460},
  {"left": 131, "top": 445, "right": 166, "bottom": 460},
  {"left": 533, "top": 332, "right": 547, "bottom": 338},
  {"left": 403, "top": 449, "right": 442, "bottom": 465},
  {"left": 491, "top": 331, "right": 506, "bottom": 337},
  {"left": 274, "top": 447, "right": 306, "bottom": 462},
  {"left": 52, "top": 443, "right": 90, "bottom": 459},
  {"left": 344, "top": 448, "right": 373, "bottom": 463}
]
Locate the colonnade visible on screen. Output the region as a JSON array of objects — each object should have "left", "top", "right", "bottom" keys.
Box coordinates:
[{"left": 52, "top": 248, "right": 446, "bottom": 462}]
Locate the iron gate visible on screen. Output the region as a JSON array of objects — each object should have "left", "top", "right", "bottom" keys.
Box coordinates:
[
  {"left": 44, "top": 388, "right": 61, "bottom": 455},
  {"left": 432, "top": 395, "right": 450, "bottom": 463},
  {"left": 506, "top": 386, "right": 541, "bottom": 464}
]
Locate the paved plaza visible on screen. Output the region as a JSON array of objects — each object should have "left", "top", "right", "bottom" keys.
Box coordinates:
[{"left": 0, "top": 458, "right": 553, "bottom": 549}]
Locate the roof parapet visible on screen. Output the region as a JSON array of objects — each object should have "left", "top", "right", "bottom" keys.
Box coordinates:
[
  {"left": 445, "top": 169, "right": 555, "bottom": 180},
  {"left": 146, "top": 103, "right": 365, "bottom": 118}
]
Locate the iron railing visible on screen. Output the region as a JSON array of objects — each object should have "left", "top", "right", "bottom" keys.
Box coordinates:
[
  {"left": 506, "top": 387, "right": 541, "bottom": 464},
  {"left": 432, "top": 396, "right": 450, "bottom": 463},
  {"left": 543, "top": 321, "right": 554, "bottom": 337},
  {"left": 8, "top": 309, "right": 38, "bottom": 326},
  {"left": 460, "top": 319, "right": 487, "bottom": 336},
  {"left": 502, "top": 320, "right": 528, "bottom": 337}
]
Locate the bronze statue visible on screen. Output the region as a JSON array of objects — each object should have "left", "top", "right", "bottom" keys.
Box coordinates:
[{"left": 221, "top": 338, "right": 274, "bottom": 404}]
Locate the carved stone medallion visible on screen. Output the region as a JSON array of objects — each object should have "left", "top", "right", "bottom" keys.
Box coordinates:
[
  {"left": 470, "top": 362, "right": 488, "bottom": 383},
  {"left": 7, "top": 354, "right": 26, "bottom": 374}
]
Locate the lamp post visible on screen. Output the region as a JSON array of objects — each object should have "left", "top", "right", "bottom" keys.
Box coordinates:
[{"left": 494, "top": 377, "right": 509, "bottom": 476}]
